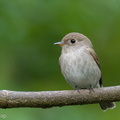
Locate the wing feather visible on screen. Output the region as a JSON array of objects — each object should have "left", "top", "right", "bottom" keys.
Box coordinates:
[{"left": 87, "top": 48, "right": 102, "bottom": 87}]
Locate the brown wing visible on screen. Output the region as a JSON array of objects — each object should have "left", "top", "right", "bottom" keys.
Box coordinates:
[{"left": 87, "top": 48, "right": 102, "bottom": 87}]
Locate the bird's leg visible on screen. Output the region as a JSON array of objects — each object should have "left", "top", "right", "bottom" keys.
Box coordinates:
[
  {"left": 75, "top": 86, "right": 81, "bottom": 93},
  {"left": 89, "top": 85, "right": 95, "bottom": 94}
]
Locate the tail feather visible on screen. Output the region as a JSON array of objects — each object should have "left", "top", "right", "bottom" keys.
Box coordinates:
[{"left": 99, "top": 102, "right": 116, "bottom": 111}]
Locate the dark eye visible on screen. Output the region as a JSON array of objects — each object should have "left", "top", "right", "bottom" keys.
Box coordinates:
[{"left": 71, "top": 39, "right": 76, "bottom": 43}]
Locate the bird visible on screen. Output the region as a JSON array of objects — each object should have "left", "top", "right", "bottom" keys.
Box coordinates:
[{"left": 54, "top": 32, "right": 116, "bottom": 111}]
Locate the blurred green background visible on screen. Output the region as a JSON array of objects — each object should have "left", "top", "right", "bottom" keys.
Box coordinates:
[{"left": 0, "top": 0, "right": 120, "bottom": 119}]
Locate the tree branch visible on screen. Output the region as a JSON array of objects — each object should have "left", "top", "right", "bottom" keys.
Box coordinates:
[{"left": 0, "top": 86, "right": 119, "bottom": 109}]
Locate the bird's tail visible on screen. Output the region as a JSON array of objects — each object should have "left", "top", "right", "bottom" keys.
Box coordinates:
[{"left": 99, "top": 102, "right": 116, "bottom": 111}]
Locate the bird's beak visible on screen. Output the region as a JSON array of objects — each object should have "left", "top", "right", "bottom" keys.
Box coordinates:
[{"left": 54, "top": 42, "right": 64, "bottom": 46}]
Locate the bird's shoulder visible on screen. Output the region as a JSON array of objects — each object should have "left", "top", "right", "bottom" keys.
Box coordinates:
[{"left": 86, "top": 47, "right": 100, "bottom": 68}]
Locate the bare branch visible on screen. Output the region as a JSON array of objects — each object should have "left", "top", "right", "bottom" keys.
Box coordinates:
[{"left": 0, "top": 86, "right": 119, "bottom": 109}]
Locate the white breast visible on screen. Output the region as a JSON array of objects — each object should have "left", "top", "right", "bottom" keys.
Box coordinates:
[{"left": 59, "top": 47, "right": 101, "bottom": 89}]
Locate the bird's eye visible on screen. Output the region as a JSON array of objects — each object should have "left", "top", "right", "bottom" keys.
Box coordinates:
[{"left": 71, "top": 39, "right": 76, "bottom": 43}]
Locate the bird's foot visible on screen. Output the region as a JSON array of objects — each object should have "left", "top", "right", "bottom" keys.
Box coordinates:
[
  {"left": 89, "top": 85, "right": 95, "bottom": 94},
  {"left": 75, "top": 86, "right": 81, "bottom": 94}
]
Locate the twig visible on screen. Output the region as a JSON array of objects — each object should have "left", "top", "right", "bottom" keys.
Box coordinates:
[{"left": 0, "top": 86, "right": 119, "bottom": 109}]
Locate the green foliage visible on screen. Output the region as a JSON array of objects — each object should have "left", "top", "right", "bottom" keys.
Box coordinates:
[{"left": 0, "top": 0, "right": 120, "bottom": 119}]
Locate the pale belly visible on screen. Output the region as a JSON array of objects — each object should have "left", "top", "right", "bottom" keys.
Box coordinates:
[{"left": 59, "top": 50, "right": 101, "bottom": 89}]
